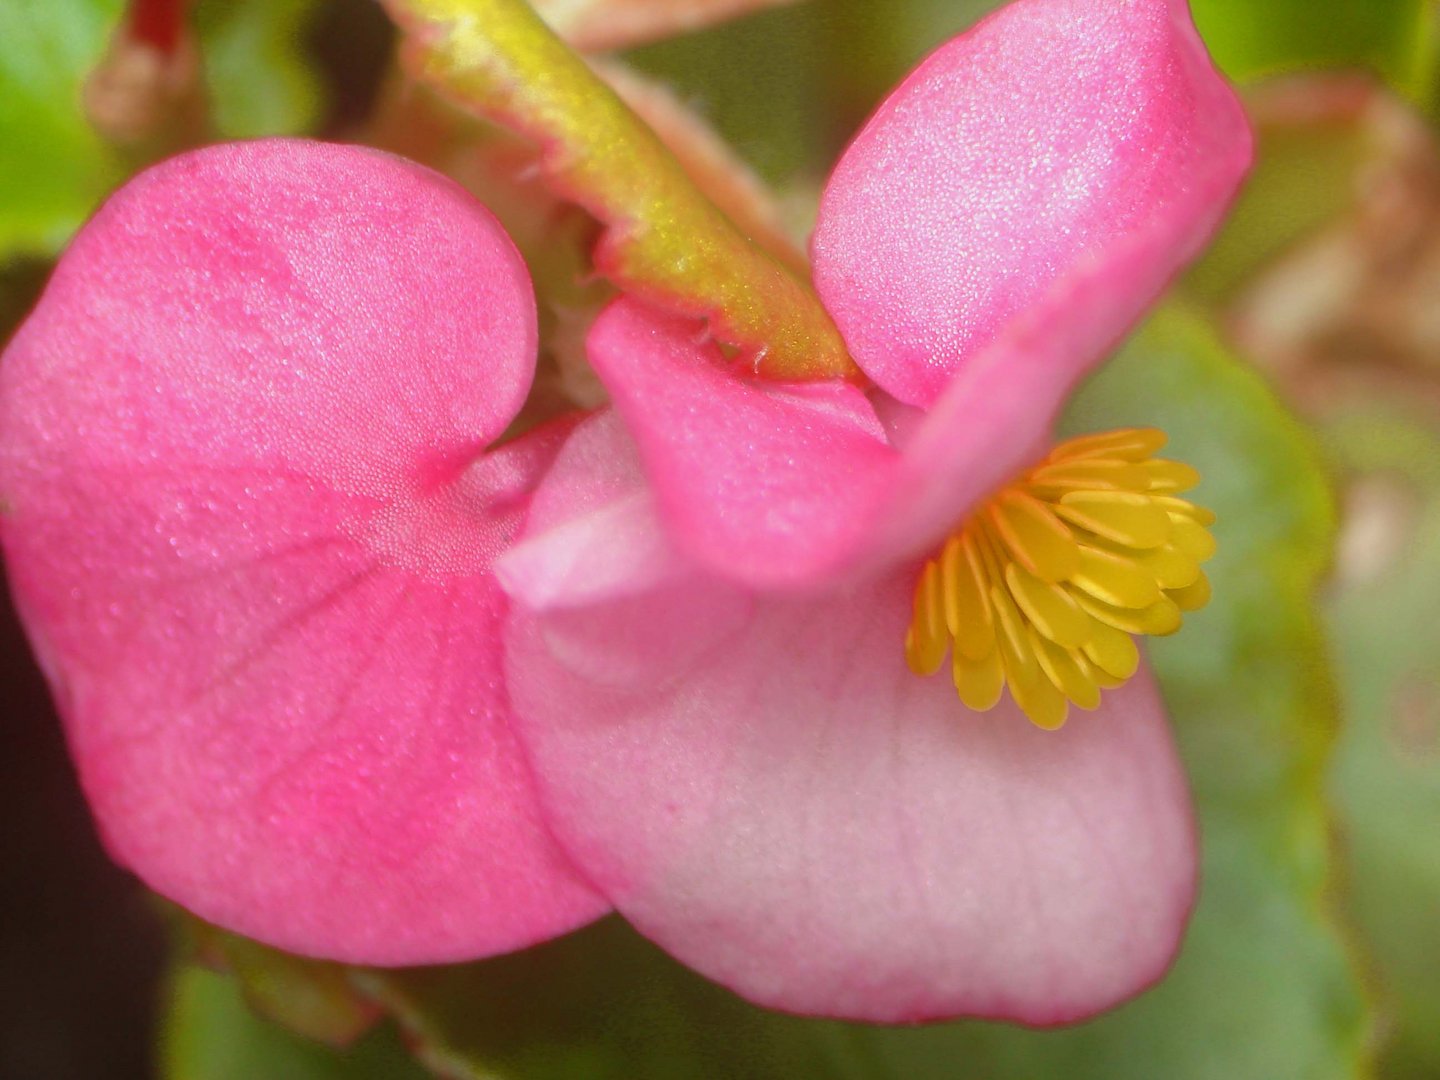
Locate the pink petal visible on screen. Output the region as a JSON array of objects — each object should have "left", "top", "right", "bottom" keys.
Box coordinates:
[
  {"left": 586, "top": 300, "right": 899, "bottom": 589},
  {"left": 504, "top": 414, "right": 1197, "bottom": 1023},
  {"left": 0, "top": 139, "right": 607, "bottom": 962},
  {"left": 812, "top": 0, "right": 1251, "bottom": 407}
]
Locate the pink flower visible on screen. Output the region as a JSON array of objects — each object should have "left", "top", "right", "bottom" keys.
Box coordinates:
[
  {"left": 497, "top": 0, "right": 1249, "bottom": 1023},
  {"left": 0, "top": 0, "right": 1249, "bottom": 1029}
]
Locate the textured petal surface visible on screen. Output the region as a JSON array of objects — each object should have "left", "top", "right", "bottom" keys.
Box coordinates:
[
  {"left": 0, "top": 139, "right": 607, "bottom": 962},
  {"left": 504, "top": 413, "right": 1197, "bottom": 1022},
  {"left": 812, "top": 0, "right": 1251, "bottom": 407}
]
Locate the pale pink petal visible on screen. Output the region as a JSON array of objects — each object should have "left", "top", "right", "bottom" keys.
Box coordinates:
[
  {"left": 0, "top": 139, "right": 607, "bottom": 962},
  {"left": 503, "top": 417, "right": 1197, "bottom": 1022},
  {"left": 497, "top": 412, "right": 754, "bottom": 684},
  {"left": 495, "top": 407, "right": 695, "bottom": 612},
  {"left": 812, "top": 0, "right": 1251, "bottom": 407}
]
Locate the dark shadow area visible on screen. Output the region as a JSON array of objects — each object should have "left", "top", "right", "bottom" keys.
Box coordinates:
[
  {"left": 0, "top": 580, "right": 168, "bottom": 1080},
  {"left": 307, "top": 0, "right": 396, "bottom": 136}
]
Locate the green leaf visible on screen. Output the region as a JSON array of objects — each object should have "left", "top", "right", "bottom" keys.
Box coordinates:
[
  {"left": 623, "top": 3, "right": 829, "bottom": 184},
  {"left": 1189, "top": 0, "right": 1434, "bottom": 99},
  {"left": 1324, "top": 412, "right": 1440, "bottom": 1078},
  {"left": 362, "top": 919, "right": 856, "bottom": 1080},
  {"left": 183, "top": 919, "right": 381, "bottom": 1048},
  {"left": 0, "top": 0, "right": 322, "bottom": 263},
  {"left": 0, "top": 0, "right": 126, "bottom": 260},
  {"left": 194, "top": 0, "right": 324, "bottom": 137},
  {"left": 1185, "top": 113, "right": 1369, "bottom": 302},
  {"left": 803, "top": 0, "right": 999, "bottom": 148},
  {"left": 161, "top": 965, "right": 429, "bottom": 1080}
]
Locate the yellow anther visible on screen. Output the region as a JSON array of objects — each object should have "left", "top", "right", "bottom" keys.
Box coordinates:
[
  {"left": 1072, "top": 546, "right": 1162, "bottom": 609},
  {"left": 1168, "top": 515, "right": 1218, "bottom": 561},
  {"left": 1032, "top": 630, "right": 1102, "bottom": 711},
  {"left": 953, "top": 644, "right": 1005, "bottom": 711},
  {"left": 1076, "top": 649, "right": 1127, "bottom": 690},
  {"left": 1053, "top": 427, "right": 1168, "bottom": 462},
  {"left": 1140, "top": 459, "right": 1201, "bottom": 493},
  {"left": 1028, "top": 458, "right": 1147, "bottom": 493},
  {"left": 940, "top": 534, "right": 993, "bottom": 660},
  {"left": 1127, "top": 541, "right": 1201, "bottom": 590},
  {"left": 1154, "top": 495, "right": 1216, "bottom": 526},
  {"left": 905, "top": 427, "right": 1216, "bottom": 728},
  {"left": 1004, "top": 563, "right": 1090, "bottom": 648},
  {"left": 1055, "top": 490, "right": 1172, "bottom": 549},
  {"left": 988, "top": 491, "right": 1079, "bottom": 582},
  {"left": 1084, "top": 621, "right": 1142, "bottom": 682},
  {"left": 905, "top": 560, "right": 948, "bottom": 676},
  {"left": 1169, "top": 572, "right": 1212, "bottom": 612}
]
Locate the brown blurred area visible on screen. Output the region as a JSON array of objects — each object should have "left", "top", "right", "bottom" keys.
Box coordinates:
[
  {"left": 1227, "top": 73, "right": 1440, "bottom": 427},
  {"left": 1, "top": 578, "right": 167, "bottom": 1080}
]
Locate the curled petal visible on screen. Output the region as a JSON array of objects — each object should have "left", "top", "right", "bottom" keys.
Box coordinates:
[
  {"left": 503, "top": 415, "right": 1197, "bottom": 1022},
  {"left": 812, "top": 0, "right": 1252, "bottom": 407},
  {"left": 585, "top": 300, "right": 897, "bottom": 589},
  {"left": 585, "top": 299, "right": 1065, "bottom": 591},
  {"left": 0, "top": 139, "right": 607, "bottom": 961}
]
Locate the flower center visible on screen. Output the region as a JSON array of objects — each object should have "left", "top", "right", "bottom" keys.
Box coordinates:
[{"left": 905, "top": 428, "right": 1216, "bottom": 730}]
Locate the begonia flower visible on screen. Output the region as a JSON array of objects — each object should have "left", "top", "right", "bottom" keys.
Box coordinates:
[
  {"left": 0, "top": 0, "right": 1251, "bottom": 1033},
  {"left": 497, "top": 0, "right": 1249, "bottom": 1023}
]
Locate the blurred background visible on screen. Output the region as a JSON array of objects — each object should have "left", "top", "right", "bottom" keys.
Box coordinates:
[{"left": 3, "top": 0, "right": 1439, "bottom": 1076}]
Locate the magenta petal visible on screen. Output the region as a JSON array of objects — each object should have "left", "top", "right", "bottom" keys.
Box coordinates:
[
  {"left": 504, "top": 417, "right": 1197, "bottom": 1023},
  {"left": 0, "top": 140, "right": 607, "bottom": 961},
  {"left": 812, "top": 0, "right": 1251, "bottom": 406},
  {"left": 586, "top": 300, "right": 899, "bottom": 588}
]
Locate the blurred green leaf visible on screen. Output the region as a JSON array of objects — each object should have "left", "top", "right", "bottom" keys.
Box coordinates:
[
  {"left": 1190, "top": 0, "right": 1435, "bottom": 100},
  {"left": 0, "top": 0, "right": 322, "bottom": 264},
  {"left": 624, "top": 0, "right": 1006, "bottom": 183},
  {"left": 1186, "top": 113, "right": 1369, "bottom": 302},
  {"left": 161, "top": 965, "right": 428, "bottom": 1080},
  {"left": 195, "top": 0, "right": 324, "bottom": 137},
  {"left": 0, "top": 0, "right": 126, "bottom": 260},
  {"left": 362, "top": 919, "right": 853, "bottom": 1079},
  {"left": 1324, "top": 413, "right": 1440, "bottom": 1079},
  {"left": 184, "top": 919, "right": 381, "bottom": 1048},
  {"left": 624, "top": 3, "right": 828, "bottom": 183}
]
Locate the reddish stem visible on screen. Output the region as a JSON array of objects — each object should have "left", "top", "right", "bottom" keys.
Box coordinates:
[{"left": 127, "top": 0, "right": 188, "bottom": 55}]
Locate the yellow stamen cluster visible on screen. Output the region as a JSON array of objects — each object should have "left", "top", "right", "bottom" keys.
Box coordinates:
[{"left": 905, "top": 428, "right": 1215, "bottom": 730}]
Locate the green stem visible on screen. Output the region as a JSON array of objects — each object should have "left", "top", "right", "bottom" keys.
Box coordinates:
[{"left": 382, "top": 0, "right": 859, "bottom": 381}]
